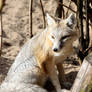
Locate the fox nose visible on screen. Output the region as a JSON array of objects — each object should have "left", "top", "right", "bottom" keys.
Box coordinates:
[{"left": 53, "top": 48, "right": 58, "bottom": 52}]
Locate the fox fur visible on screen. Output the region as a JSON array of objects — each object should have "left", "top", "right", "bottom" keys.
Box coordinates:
[{"left": 0, "top": 13, "right": 78, "bottom": 92}]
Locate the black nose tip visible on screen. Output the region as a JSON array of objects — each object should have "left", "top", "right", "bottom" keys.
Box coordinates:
[{"left": 53, "top": 48, "right": 58, "bottom": 52}]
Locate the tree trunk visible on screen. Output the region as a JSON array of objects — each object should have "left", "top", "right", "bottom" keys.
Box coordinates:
[
  {"left": 0, "top": 14, "right": 2, "bottom": 56},
  {"left": 55, "top": 0, "right": 64, "bottom": 18}
]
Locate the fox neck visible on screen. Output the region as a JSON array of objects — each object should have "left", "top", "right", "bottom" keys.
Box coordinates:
[{"left": 34, "top": 28, "right": 53, "bottom": 69}]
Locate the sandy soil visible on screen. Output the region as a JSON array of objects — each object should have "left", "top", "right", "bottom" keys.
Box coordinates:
[{"left": 0, "top": 0, "right": 80, "bottom": 90}]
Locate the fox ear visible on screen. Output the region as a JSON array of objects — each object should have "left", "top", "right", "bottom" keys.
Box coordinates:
[
  {"left": 46, "top": 13, "right": 55, "bottom": 26},
  {"left": 66, "top": 13, "right": 76, "bottom": 29}
]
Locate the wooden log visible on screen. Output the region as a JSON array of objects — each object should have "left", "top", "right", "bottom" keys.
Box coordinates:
[{"left": 71, "top": 52, "right": 92, "bottom": 92}]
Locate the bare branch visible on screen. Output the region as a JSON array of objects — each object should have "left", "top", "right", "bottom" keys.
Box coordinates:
[
  {"left": 29, "top": 0, "right": 33, "bottom": 38},
  {"left": 39, "top": 0, "right": 46, "bottom": 29},
  {"left": 58, "top": 2, "right": 77, "bottom": 14}
]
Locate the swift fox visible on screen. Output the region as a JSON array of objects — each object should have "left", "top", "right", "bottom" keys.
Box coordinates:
[{"left": 0, "top": 13, "right": 77, "bottom": 92}]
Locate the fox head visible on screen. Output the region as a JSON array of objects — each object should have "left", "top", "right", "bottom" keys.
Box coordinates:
[{"left": 46, "top": 13, "right": 78, "bottom": 54}]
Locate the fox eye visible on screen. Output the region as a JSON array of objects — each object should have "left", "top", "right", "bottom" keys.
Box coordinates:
[
  {"left": 61, "top": 35, "right": 70, "bottom": 40},
  {"left": 51, "top": 35, "right": 55, "bottom": 39}
]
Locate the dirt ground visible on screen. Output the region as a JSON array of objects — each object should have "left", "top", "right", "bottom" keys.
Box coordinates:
[{"left": 0, "top": 0, "right": 80, "bottom": 90}]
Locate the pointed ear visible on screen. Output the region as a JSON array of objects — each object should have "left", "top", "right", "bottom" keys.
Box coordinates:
[
  {"left": 66, "top": 13, "right": 77, "bottom": 29},
  {"left": 46, "top": 13, "right": 55, "bottom": 26}
]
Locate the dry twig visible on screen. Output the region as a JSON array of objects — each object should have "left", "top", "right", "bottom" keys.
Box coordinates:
[
  {"left": 39, "top": 0, "right": 46, "bottom": 29},
  {"left": 58, "top": 2, "right": 76, "bottom": 13},
  {"left": 29, "top": 0, "right": 33, "bottom": 38}
]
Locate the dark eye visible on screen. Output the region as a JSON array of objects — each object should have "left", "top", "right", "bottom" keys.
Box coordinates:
[
  {"left": 51, "top": 35, "right": 55, "bottom": 39},
  {"left": 61, "top": 35, "right": 70, "bottom": 40}
]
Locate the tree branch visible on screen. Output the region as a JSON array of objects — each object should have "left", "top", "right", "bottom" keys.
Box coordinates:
[
  {"left": 39, "top": 0, "right": 46, "bottom": 29},
  {"left": 29, "top": 0, "right": 33, "bottom": 38},
  {"left": 58, "top": 2, "right": 76, "bottom": 14}
]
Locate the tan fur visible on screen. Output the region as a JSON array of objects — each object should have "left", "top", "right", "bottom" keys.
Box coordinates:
[{"left": 47, "top": 33, "right": 53, "bottom": 49}]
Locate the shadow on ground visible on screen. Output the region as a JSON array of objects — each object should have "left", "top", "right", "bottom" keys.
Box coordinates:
[
  {"left": 44, "top": 71, "right": 78, "bottom": 92},
  {"left": 0, "top": 56, "right": 12, "bottom": 84}
]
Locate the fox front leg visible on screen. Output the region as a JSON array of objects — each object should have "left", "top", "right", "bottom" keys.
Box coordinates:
[
  {"left": 42, "top": 58, "right": 62, "bottom": 92},
  {"left": 57, "top": 63, "right": 72, "bottom": 89},
  {"left": 57, "top": 62, "right": 66, "bottom": 86}
]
